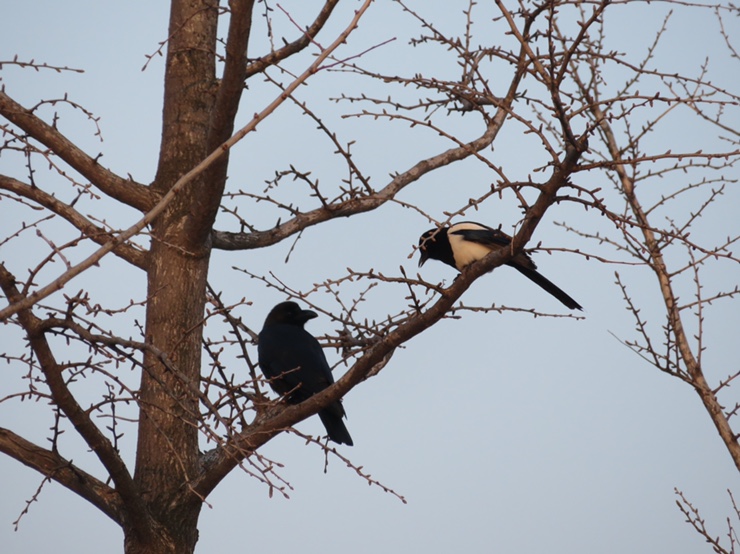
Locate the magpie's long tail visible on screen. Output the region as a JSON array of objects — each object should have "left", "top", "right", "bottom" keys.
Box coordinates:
[
  {"left": 511, "top": 265, "right": 583, "bottom": 311},
  {"left": 318, "top": 406, "right": 354, "bottom": 446}
]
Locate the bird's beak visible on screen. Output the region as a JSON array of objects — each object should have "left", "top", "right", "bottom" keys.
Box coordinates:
[
  {"left": 301, "top": 309, "right": 318, "bottom": 322},
  {"left": 418, "top": 251, "right": 429, "bottom": 267}
]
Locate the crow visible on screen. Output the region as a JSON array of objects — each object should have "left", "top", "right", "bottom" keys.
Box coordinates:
[
  {"left": 258, "top": 301, "right": 353, "bottom": 446},
  {"left": 418, "top": 221, "right": 582, "bottom": 311}
]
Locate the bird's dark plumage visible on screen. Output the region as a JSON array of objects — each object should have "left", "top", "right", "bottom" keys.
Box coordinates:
[
  {"left": 419, "top": 221, "right": 582, "bottom": 311},
  {"left": 258, "top": 301, "right": 353, "bottom": 446}
]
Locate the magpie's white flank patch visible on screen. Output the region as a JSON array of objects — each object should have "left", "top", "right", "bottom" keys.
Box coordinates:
[{"left": 447, "top": 222, "right": 495, "bottom": 269}]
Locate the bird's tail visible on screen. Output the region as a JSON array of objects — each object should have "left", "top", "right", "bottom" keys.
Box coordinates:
[
  {"left": 511, "top": 265, "right": 583, "bottom": 311},
  {"left": 318, "top": 407, "right": 354, "bottom": 446}
]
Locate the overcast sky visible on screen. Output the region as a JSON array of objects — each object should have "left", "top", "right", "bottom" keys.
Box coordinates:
[{"left": 1, "top": 2, "right": 739, "bottom": 553}]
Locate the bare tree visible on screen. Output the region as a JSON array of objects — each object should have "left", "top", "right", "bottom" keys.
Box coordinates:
[{"left": 1, "top": 1, "right": 738, "bottom": 553}]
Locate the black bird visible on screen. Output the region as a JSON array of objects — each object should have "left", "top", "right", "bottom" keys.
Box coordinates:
[
  {"left": 258, "top": 301, "right": 353, "bottom": 446},
  {"left": 418, "top": 221, "right": 582, "bottom": 311}
]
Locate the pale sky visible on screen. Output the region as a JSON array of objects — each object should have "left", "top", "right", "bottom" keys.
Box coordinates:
[{"left": 1, "top": 2, "right": 739, "bottom": 553}]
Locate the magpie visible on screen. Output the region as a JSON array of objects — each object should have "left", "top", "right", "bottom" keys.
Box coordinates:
[
  {"left": 258, "top": 301, "right": 353, "bottom": 446},
  {"left": 418, "top": 221, "right": 583, "bottom": 311}
]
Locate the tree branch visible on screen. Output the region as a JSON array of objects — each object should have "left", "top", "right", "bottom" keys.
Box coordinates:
[
  {"left": 0, "top": 427, "right": 123, "bottom": 525},
  {"left": 589, "top": 91, "right": 740, "bottom": 472},
  {"left": 0, "top": 90, "right": 154, "bottom": 212},
  {"left": 0, "top": 263, "right": 154, "bottom": 536},
  {"left": 245, "top": 0, "right": 341, "bottom": 78},
  {"left": 211, "top": 123, "right": 502, "bottom": 250},
  {"left": 0, "top": 174, "right": 149, "bottom": 270}
]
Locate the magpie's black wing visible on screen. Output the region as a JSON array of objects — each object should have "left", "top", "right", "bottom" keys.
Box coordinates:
[{"left": 450, "top": 225, "right": 513, "bottom": 250}]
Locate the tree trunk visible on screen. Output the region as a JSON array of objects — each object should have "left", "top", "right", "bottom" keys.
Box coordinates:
[
  {"left": 128, "top": 1, "right": 220, "bottom": 552},
  {"left": 130, "top": 242, "right": 208, "bottom": 554}
]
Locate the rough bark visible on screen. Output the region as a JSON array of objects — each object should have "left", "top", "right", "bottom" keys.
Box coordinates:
[{"left": 129, "top": 1, "right": 221, "bottom": 552}]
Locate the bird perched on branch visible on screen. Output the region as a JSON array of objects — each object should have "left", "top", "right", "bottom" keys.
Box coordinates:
[
  {"left": 258, "top": 301, "right": 353, "bottom": 446},
  {"left": 418, "top": 221, "right": 582, "bottom": 311}
]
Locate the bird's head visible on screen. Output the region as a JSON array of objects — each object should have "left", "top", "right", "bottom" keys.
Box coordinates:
[
  {"left": 263, "top": 301, "right": 318, "bottom": 328},
  {"left": 418, "top": 228, "right": 443, "bottom": 267}
]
